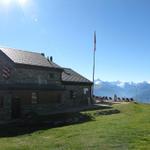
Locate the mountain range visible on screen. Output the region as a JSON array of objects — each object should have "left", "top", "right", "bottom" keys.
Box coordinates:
[{"left": 94, "top": 79, "right": 150, "bottom": 103}]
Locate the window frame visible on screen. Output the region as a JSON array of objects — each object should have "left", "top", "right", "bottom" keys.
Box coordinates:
[
  {"left": 70, "top": 90, "right": 76, "bottom": 99},
  {"left": 83, "top": 88, "right": 89, "bottom": 95},
  {"left": 31, "top": 92, "right": 38, "bottom": 104}
]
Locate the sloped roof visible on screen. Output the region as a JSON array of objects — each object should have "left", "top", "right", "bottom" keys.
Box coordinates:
[
  {"left": 62, "top": 68, "right": 92, "bottom": 84},
  {"left": 0, "top": 47, "right": 60, "bottom": 68}
]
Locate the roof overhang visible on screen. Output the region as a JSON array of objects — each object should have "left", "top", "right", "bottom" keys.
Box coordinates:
[
  {"left": 15, "top": 63, "right": 64, "bottom": 72},
  {"left": 62, "top": 81, "right": 93, "bottom": 86}
]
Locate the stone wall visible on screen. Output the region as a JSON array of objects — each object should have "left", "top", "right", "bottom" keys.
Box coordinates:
[
  {"left": 0, "top": 51, "right": 64, "bottom": 120},
  {"left": 0, "top": 67, "right": 62, "bottom": 85},
  {"left": 0, "top": 90, "right": 64, "bottom": 119},
  {"left": 20, "top": 84, "right": 92, "bottom": 116},
  {"left": 0, "top": 91, "right": 12, "bottom": 120},
  {"left": 0, "top": 51, "right": 92, "bottom": 120},
  {"left": 12, "top": 90, "right": 63, "bottom": 116},
  {"left": 12, "top": 67, "right": 62, "bottom": 85},
  {"left": 62, "top": 84, "right": 92, "bottom": 107},
  {"left": 0, "top": 50, "right": 62, "bottom": 85}
]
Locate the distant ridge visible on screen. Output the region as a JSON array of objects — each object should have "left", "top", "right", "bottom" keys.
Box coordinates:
[{"left": 94, "top": 79, "right": 150, "bottom": 103}]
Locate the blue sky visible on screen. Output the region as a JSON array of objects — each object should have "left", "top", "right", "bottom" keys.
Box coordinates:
[{"left": 0, "top": 0, "right": 150, "bottom": 82}]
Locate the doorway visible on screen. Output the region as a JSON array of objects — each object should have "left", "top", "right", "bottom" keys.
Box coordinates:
[{"left": 11, "top": 97, "right": 21, "bottom": 119}]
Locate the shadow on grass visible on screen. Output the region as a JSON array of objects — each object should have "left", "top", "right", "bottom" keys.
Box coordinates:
[
  {"left": 82, "top": 105, "right": 112, "bottom": 111},
  {"left": 94, "top": 109, "right": 120, "bottom": 116},
  {"left": 0, "top": 105, "right": 113, "bottom": 137},
  {"left": 0, "top": 112, "right": 95, "bottom": 137}
]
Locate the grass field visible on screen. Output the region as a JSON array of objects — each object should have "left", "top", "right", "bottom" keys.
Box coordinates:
[{"left": 0, "top": 103, "right": 149, "bottom": 150}]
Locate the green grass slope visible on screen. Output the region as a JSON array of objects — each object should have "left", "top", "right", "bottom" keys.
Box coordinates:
[{"left": 0, "top": 103, "right": 149, "bottom": 150}]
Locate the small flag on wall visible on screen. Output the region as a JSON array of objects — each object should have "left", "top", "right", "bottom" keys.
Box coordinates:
[
  {"left": 0, "top": 61, "right": 12, "bottom": 79},
  {"left": 2, "top": 66, "right": 11, "bottom": 79},
  {"left": 94, "top": 31, "right": 96, "bottom": 51}
]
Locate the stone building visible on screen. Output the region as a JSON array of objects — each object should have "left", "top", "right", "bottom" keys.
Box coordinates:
[{"left": 0, "top": 47, "right": 93, "bottom": 120}]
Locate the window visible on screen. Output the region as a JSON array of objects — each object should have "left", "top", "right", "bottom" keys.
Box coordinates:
[
  {"left": 70, "top": 90, "right": 76, "bottom": 99},
  {"left": 38, "top": 75, "right": 42, "bottom": 84},
  {"left": 83, "top": 88, "right": 89, "bottom": 95},
  {"left": 31, "top": 92, "right": 38, "bottom": 104},
  {"left": 49, "top": 73, "right": 55, "bottom": 79},
  {"left": 0, "top": 96, "right": 4, "bottom": 108}
]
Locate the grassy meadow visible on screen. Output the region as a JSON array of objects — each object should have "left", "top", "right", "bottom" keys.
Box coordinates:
[{"left": 0, "top": 102, "right": 149, "bottom": 150}]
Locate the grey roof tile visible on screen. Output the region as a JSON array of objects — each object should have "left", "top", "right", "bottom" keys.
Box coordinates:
[
  {"left": 0, "top": 47, "right": 60, "bottom": 68},
  {"left": 62, "top": 68, "right": 92, "bottom": 84},
  {"left": 0, "top": 47, "right": 92, "bottom": 84}
]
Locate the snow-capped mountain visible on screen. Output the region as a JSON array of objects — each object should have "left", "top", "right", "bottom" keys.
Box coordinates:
[{"left": 94, "top": 79, "right": 150, "bottom": 103}]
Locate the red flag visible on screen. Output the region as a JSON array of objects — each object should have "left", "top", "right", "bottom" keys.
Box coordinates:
[
  {"left": 94, "top": 31, "right": 96, "bottom": 51},
  {"left": 0, "top": 61, "right": 12, "bottom": 79}
]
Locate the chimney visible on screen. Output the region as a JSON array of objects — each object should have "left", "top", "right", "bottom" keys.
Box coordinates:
[
  {"left": 50, "top": 56, "right": 53, "bottom": 62},
  {"left": 41, "top": 53, "right": 45, "bottom": 57},
  {"left": 47, "top": 56, "right": 50, "bottom": 61}
]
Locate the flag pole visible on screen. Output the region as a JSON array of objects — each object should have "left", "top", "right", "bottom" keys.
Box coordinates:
[
  {"left": 93, "top": 31, "right": 96, "bottom": 83},
  {"left": 92, "top": 31, "right": 96, "bottom": 103}
]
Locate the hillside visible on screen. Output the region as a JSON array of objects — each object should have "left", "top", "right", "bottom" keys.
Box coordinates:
[
  {"left": 94, "top": 79, "right": 150, "bottom": 103},
  {"left": 0, "top": 103, "right": 149, "bottom": 150}
]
